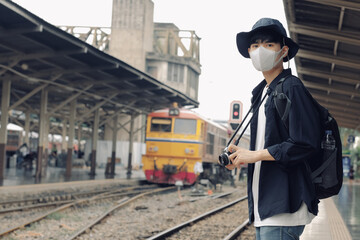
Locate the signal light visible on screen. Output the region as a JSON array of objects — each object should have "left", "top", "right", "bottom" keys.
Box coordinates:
[
  {"left": 228, "top": 101, "right": 243, "bottom": 131},
  {"left": 232, "top": 103, "right": 240, "bottom": 119}
]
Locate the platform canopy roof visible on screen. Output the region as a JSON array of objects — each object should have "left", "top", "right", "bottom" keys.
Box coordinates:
[
  {"left": 0, "top": 0, "right": 198, "bottom": 130},
  {"left": 283, "top": 0, "right": 360, "bottom": 130}
]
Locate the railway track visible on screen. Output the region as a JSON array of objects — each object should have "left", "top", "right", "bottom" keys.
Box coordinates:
[
  {"left": 147, "top": 195, "right": 248, "bottom": 240},
  {"left": 67, "top": 187, "right": 175, "bottom": 240},
  {"left": 1, "top": 182, "right": 251, "bottom": 239},
  {"left": 0, "top": 185, "right": 156, "bottom": 213},
  {"left": 0, "top": 185, "right": 174, "bottom": 239}
]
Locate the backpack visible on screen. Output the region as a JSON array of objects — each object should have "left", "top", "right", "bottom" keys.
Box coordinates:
[{"left": 273, "top": 76, "right": 343, "bottom": 199}]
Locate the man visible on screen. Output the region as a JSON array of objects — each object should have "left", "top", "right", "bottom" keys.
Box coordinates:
[{"left": 226, "top": 18, "right": 321, "bottom": 239}]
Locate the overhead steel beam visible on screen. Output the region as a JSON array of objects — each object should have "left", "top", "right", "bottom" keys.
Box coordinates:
[
  {"left": 288, "top": 23, "right": 360, "bottom": 46},
  {"left": 304, "top": 0, "right": 360, "bottom": 11},
  {"left": 303, "top": 80, "right": 360, "bottom": 97},
  {"left": 0, "top": 48, "right": 87, "bottom": 63},
  {"left": 78, "top": 92, "right": 118, "bottom": 121},
  {"left": 0, "top": 25, "right": 43, "bottom": 37},
  {"left": 331, "top": 112, "right": 360, "bottom": 122},
  {"left": 11, "top": 91, "right": 37, "bottom": 114},
  {"left": 9, "top": 74, "right": 62, "bottom": 110},
  {"left": 47, "top": 84, "right": 93, "bottom": 116},
  {"left": 320, "top": 106, "right": 360, "bottom": 120},
  {"left": 332, "top": 116, "right": 359, "bottom": 127},
  {"left": 297, "top": 49, "right": 360, "bottom": 69},
  {"left": 1, "top": 65, "right": 145, "bottom": 114},
  {"left": 297, "top": 67, "right": 360, "bottom": 85},
  {"left": 16, "top": 65, "right": 118, "bottom": 78},
  {"left": 311, "top": 93, "right": 360, "bottom": 109},
  {"left": 323, "top": 107, "right": 360, "bottom": 119},
  {"left": 99, "top": 109, "right": 125, "bottom": 127}
]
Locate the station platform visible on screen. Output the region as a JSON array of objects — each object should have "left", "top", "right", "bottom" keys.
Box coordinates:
[
  {"left": 1, "top": 165, "right": 146, "bottom": 186},
  {"left": 301, "top": 181, "right": 359, "bottom": 240}
]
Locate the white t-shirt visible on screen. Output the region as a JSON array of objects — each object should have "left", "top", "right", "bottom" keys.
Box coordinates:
[{"left": 252, "top": 86, "right": 315, "bottom": 227}]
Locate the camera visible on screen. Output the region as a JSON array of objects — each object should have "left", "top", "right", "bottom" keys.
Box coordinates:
[{"left": 218, "top": 147, "right": 232, "bottom": 167}]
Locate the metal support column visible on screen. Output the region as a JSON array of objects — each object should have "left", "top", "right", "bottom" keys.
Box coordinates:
[
  {"left": 0, "top": 79, "right": 11, "bottom": 179},
  {"left": 110, "top": 115, "right": 118, "bottom": 176},
  {"left": 90, "top": 109, "right": 99, "bottom": 176},
  {"left": 66, "top": 99, "right": 76, "bottom": 177},
  {"left": 77, "top": 123, "right": 82, "bottom": 158},
  {"left": 36, "top": 88, "right": 47, "bottom": 179},
  {"left": 24, "top": 110, "right": 30, "bottom": 146},
  {"left": 61, "top": 119, "right": 67, "bottom": 154},
  {"left": 41, "top": 117, "right": 49, "bottom": 177},
  {"left": 126, "top": 113, "right": 135, "bottom": 179}
]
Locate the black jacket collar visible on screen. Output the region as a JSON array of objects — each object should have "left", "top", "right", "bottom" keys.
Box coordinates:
[{"left": 251, "top": 68, "right": 292, "bottom": 99}]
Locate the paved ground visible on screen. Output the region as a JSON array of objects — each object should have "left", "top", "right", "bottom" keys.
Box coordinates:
[
  {"left": 333, "top": 181, "right": 360, "bottom": 240},
  {"left": 1, "top": 165, "right": 145, "bottom": 186}
]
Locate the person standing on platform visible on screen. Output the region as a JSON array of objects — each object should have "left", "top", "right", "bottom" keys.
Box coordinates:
[
  {"left": 349, "top": 165, "right": 355, "bottom": 184},
  {"left": 225, "top": 18, "right": 321, "bottom": 239}
]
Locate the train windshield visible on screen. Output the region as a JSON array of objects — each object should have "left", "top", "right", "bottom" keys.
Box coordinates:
[
  {"left": 174, "top": 119, "right": 197, "bottom": 135},
  {"left": 150, "top": 118, "right": 172, "bottom": 132}
]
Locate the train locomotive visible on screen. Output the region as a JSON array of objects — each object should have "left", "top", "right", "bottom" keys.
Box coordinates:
[{"left": 141, "top": 106, "right": 249, "bottom": 185}]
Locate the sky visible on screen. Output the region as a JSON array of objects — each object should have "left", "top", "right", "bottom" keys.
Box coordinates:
[{"left": 12, "top": 0, "right": 294, "bottom": 121}]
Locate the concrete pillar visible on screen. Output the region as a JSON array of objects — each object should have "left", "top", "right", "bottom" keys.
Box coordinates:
[
  {"left": 90, "top": 109, "right": 99, "bottom": 175},
  {"left": 110, "top": 115, "right": 118, "bottom": 176},
  {"left": 0, "top": 79, "right": 11, "bottom": 179},
  {"left": 61, "top": 119, "right": 67, "bottom": 154},
  {"left": 66, "top": 99, "right": 76, "bottom": 177},
  {"left": 24, "top": 110, "right": 30, "bottom": 146},
  {"left": 127, "top": 113, "right": 135, "bottom": 179},
  {"left": 41, "top": 117, "right": 49, "bottom": 176},
  {"left": 110, "top": 0, "right": 154, "bottom": 71},
  {"left": 36, "top": 88, "right": 47, "bottom": 179},
  {"left": 77, "top": 123, "right": 82, "bottom": 158}
]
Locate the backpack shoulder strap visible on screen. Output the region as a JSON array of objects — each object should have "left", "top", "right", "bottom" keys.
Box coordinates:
[{"left": 273, "top": 76, "right": 292, "bottom": 130}]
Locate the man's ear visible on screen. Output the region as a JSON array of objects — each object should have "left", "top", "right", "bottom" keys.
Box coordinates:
[{"left": 283, "top": 46, "right": 289, "bottom": 57}]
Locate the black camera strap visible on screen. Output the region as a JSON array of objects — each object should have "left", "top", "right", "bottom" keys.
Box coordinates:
[{"left": 227, "top": 87, "right": 271, "bottom": 147}]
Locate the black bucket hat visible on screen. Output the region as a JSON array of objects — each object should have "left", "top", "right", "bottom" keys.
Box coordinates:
[{"left": 236, "top": 18, "right": 299, "bottom": 62}]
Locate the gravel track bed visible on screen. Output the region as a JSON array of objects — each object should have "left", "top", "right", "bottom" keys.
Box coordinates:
[
  {"left": 235, "top": 224, "right": 256, "bottom": 240},
  {"left": 0, "top": 205, "right": 61, "bottom": 233},
  {"left": 0, "top": 183, "right": 256, "bottom": 240},
  {"left": 167, "top": 199, "right": 248, "bottom": 239},
  {"left": 3, "top": 200, "right": 115, "bottom": 240},
  {"left": 75, "top": 184, "right": 251, "bottom": 240}
]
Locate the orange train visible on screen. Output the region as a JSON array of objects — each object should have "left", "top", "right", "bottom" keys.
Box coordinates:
[{"left": 141, "top": 107, "right": 249, "bottom": 185}]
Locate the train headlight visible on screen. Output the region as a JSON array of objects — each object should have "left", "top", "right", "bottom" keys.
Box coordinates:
[
  {"left": 149, "top": 146, "right": 159, "bottom": 152},
  {"left": 185, "top": 148, "right": 194, "bottom": 154}
]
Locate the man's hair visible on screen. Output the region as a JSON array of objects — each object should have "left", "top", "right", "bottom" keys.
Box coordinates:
[{"left": 249, "top": 29, "right": 284, "bottom": 47}]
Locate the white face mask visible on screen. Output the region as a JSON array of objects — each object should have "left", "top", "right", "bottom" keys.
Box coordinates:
[{"left": 249, "top": 46, "right": 288, "bottom": 72}]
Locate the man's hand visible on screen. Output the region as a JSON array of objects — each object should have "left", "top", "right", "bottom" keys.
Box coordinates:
[{"left": 227, "top": 144, "right": 275, "bottom": 167}]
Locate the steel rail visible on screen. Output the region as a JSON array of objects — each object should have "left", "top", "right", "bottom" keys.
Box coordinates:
[
  {"left": 0, "top": 186, "right": 159, "bottom": 237},
  {"left": 223, "top": 219, "right": 250, "bottom": 240},
  {"left": 147, "top": 195, "right": 248, "bottom": 240},
  {"left": 0, "top": 189, "right": 149, "bottom": 214},
  {"left": 0, "top": 185, "right": 155, "bottom": 213},
  {"left": 66, "top": 186, "right": 176, "bottom": 240},
  {"left": 0, "top": 200, "right": 74, "bottom": 213}
]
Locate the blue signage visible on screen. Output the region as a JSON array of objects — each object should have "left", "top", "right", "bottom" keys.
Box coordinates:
[
  {"left": 342, "top": 156, "right": 351, "bottom": 177},
  {"left": 348, "top": 135, "right": 355, "bottom": 144}
]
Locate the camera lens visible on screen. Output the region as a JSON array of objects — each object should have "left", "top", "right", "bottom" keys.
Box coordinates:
[{"left": 218, "top": 152, "right": 230, "bottom": 166}]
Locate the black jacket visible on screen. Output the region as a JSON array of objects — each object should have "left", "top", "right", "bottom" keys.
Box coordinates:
[{"left": 247, "top": 68, "right": 320, "bottom": 223}]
